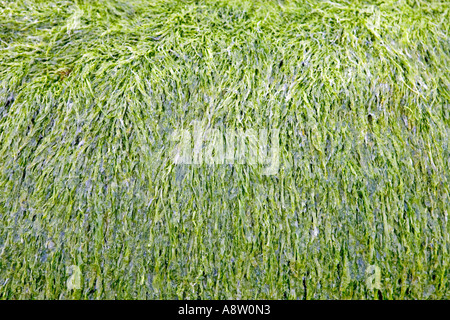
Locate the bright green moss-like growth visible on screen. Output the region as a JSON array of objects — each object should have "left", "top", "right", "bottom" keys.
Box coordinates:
[{"left": 0, "top": 0, "right": 449, "bottom": 299}]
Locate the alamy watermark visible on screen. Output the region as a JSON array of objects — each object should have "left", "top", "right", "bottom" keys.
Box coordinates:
[
  {"left": 170, "top": 121, "right": 280, "bottom": 175},
  {"left": 66, "top": 265, "right": 81, "bottom": 290}
]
